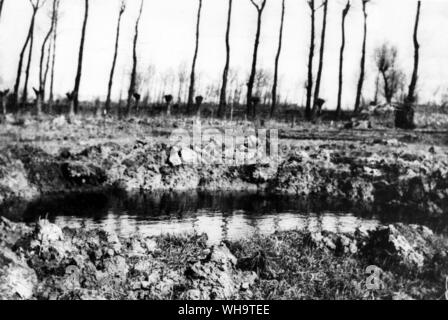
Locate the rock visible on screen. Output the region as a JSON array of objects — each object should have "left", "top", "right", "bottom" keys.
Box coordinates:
[
  {"left": 61, "top": 162, "right": 107, "bottom": 186},
  {"left": 362, "top": 224, "right": 441, "bottom": 269},
  {"left": 354, "top": 120, "right": 371, "bottom": 130},
  {"left": 184, "top": 244, "right": 255, "bottom": 299},
  {"left": 428, "top": 146, "right": 441, "bottom": 155},
  {"left": 52, "top": 115, "right": 67, "bottom": 128},
  {"left": 0, "top": 217, "right": 32, "bottom": 247},
  {"left": 183, "top": 289, "right": 201, "bottom": 300},
  {"left": 384, "top": 139, "right": 400, "bottom": 147},
  {"left": 392, "top": 292, "right": 414, "bottom": 300},
  {"left": 345, "top": 120, "right": 371, "bottom": 130},
  {"left": 168, "top": 150, "right": 182, "bottom": 166},
  {"left": 144, "top": 239, "right": 158, "bottom": 253},
  {"left": 0, "top": 245, "right": 38, "bottom": 300},
  {"left": 180, "top": 148, "right": 199, "bottom": 165},
  {"left": 207, "top": 244, "right": 237, "bottom": 266},
  {"left": 35, "top": 219, "right": 64, "bottom": 245},
  {"left": 168, "top": 148, "right": 199, "bottom": 166}
]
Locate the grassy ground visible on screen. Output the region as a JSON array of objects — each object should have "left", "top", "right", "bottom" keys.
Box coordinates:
[
  {"left": 1, "top": 217, "right": 447, "bottom": 300},
  {"left": 1, "top": 104, "right": 448, "bottom": 300}
]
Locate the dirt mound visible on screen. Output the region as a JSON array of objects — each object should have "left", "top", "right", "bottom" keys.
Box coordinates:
[{"left": 1, "top": 218, "right": 448, "bottom": 300}]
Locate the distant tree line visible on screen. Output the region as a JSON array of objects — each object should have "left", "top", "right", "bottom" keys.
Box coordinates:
[{"left": 0, "top": 0, "right": 423, "bottom": 128}]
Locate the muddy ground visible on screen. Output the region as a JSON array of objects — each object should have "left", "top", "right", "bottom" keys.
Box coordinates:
[
  {"left": 0, "top": 115, "right": 447, "bottom": 216},
  {"left": 1, "top": 216, "right": 447, "bottom": 300},
  {"left": 0, "top": 113, "right": 448, "bottom": 300}
]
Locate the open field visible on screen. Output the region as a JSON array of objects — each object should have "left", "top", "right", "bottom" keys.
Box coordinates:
[{"left": 0, "top": 107, "right": 447, "bottom": 300}]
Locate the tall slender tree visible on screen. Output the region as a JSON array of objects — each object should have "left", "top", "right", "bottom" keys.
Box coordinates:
[
  {"left": 305, "top": 0, "right": 316, "bottom": 120},
  {"left": 187, "top": 0, "right": 203, "bottom": 113},
  {"left": 396, "top": 0, "right": 421, "bottom": 129},
  {"left": 247, "top": 0, "right": 267, "bottom": 118},
  {"left": 407, "top": 0, "right": 421, "bottom": 104},
  {"left": 72, "top": 0, "right": 90, "bottom": 115},
  {"left": 0, "top": 0, "right": 4, "bottom": 23},
  {"left": 126, "top": 0, "right": 144, "bottom": 115},
  {"left": 34, "top": 0, "right": 58, "bottom": 116},
  {"left": 218, "top": 0, "right": 233, "bottom": 118},
  {"left": 38, "top": 0, "right": 58, "bottom": 98},
  {"left": 13, "top": 0, "right": 43, "bottom": 106},
  {"left": 354, "top": 0, "right": 369, "bottom": 113},
  {"left": 270, "top": 0, "right": 285, "bottom": 118},
  {"left": 43, "top": 1, "right": 59, "bottom": 98},
  {"left": 312, "top": 0, "right": 328, "bottom": 119},
  {"left": 336, "top": 1, "right": 350, "bottom": 118},
  {"left": 48, "top": 0, "right": 60, "bottom": 103},
  {"left": 106, "top": 0, "right": 126, "bottom": 113}
]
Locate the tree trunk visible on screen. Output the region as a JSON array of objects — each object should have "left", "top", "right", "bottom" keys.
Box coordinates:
[
  {"left": 126, "top": 0, "right": 144, "bottom": 116},
  {"left": 397, "top": 0, "right": 420, "bottom": 130},
  {"left": 49, "top": 0, "right": 60, "bottom": 104},
  {"left": 312, "top": 0, "right": 328, "bottom": 119},
  {"left": 218, "top": 0, "right": 233, "bottom": 118},
  {"left": 305, "top": 0, "right": 315, "bottom": 120},
  {"left": 0, "top": 90, "right": 9, "bottom": 117},
  {"left": 187, "top": 0, "right": 203, "bottom": 113},
  {"left": 336, "top": 1, "right": 350, "bottom": 118},
  {"left": 22, "top": 12, "right": 38, "bottom": 106},
  {"left": 247, "top": 0, "right": 266, "bottom": 119},
  {"left": 43, "top": 33, "right": 52, "bottom": 100},
  {"left": 106, "top": 2, "right": 125, "bottom": 114},
  {"left": 381, "top": 71, "right": 392, "bottom": 104},
  {"left": 270, "top": 0, "right": 286, "bottom": 119},
  {"left": 13, "top": 8, "right": 37, "bottom": 106},
  {"left": 0, "top": 0, "right": 4, "bottom": 23},
  {"left": 73, "top": 0, "right": 90, "bottom": 115},
  {"left": 39, "top": 1, "right": 57, "bottom": 101},
  {"left": 407, "top": 0, "right": 421, "bottom": 103},
  {"left": 373, "top": 73, "right": 380, "bottom": 105},
  {"left": 354, "top": 0, "right": 368, "bottom": 113},
  {"left": 33, "top": 88, "right": 43, "bottom": 117}
]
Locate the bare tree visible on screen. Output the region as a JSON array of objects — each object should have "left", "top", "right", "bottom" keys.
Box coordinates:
[
  {"left": 305, "top": 0, "right": 316, "bottom": 120},
  {"left": 13, "top": 0, "right": 44, "bottom": 106},
  {"left": 354, "top": 0, "right": 369, "bottom": 113},
  {"left": 374, "top": 44, "right": 405, "bottom": 104},
  {"left": 0, "top": 0, "right": 4, "bottom": 23},
  {"left": 106, "top": 0, "right": 126, "bottom": 113},
  {"left": 72, "top": 0, "right": 90, "bottom": 115},
  {"left": 218, "top": 0, "right": 233, "bottom": 118},
  {"left": 406, "top": 0, "right": 421, "bottom": 104},
  {"left": 48, "top": 0, "right": 60, "bottom": 104},
  {"left": 247, "top": 0, "right": 267, "bottom": 119},
  {"left": 126, "top": 0, "right": 144, "bottom": 115},
  {"left": 396, "top": 0, "right": 421, "bottom": 129},
  {"left": 187, "top": 0, "right": 203, "bottom": 113},
  {"left": 312, "top": 0, "right": 328, "bottom": 119},
  {"left": 0, "top": 90, "right": 9, "bottom": 117},
  {"left": 336, "top": 1, "right": 350, "bottom": 118},
  {"left": 35, "top": 0, "right": 58, "bottom": 116},
  {"left": 270, "top": 0, "right": 285, "bottom": 118}
]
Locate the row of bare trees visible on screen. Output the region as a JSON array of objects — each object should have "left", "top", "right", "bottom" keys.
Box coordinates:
[
  {"left": 1, "top": 0, "right": 423, "bottom": 125},
  {"left": 303, "top": 0, "right": 421, "bottom": 126}
]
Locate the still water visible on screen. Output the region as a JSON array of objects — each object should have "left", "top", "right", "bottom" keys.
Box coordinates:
[{"left": 2, "top": 191, "right": 446, "bottom": 244}]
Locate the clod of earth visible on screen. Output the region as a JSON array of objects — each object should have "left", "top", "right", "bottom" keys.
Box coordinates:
[{"left": 1, "top": 217, "right": 447, "bottom": 300}]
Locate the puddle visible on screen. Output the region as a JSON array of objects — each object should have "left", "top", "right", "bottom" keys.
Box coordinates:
[{"left": 2, "top": 190, "right": 447, "bottom": 244}]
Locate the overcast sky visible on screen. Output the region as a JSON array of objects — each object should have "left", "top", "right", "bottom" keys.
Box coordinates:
[{"left": 0, "top": 0, "right": 447, "bottom": 109}]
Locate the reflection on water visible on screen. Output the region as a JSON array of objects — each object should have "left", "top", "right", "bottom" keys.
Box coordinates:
[
  {"left": 2, "top": 191, "right": 447, "bottom": 244},
  {"left": 53, "top": 211, "right": 380, "bottom": 244}
]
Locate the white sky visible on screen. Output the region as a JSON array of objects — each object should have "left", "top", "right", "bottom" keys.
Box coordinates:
[{"left": 0, "top": 0, "right": 447, "bottom": 109}]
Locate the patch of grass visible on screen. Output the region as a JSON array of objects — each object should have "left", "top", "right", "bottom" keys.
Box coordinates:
[{"left": 227, "top": 230, "right": 448, "bottom": 300}]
